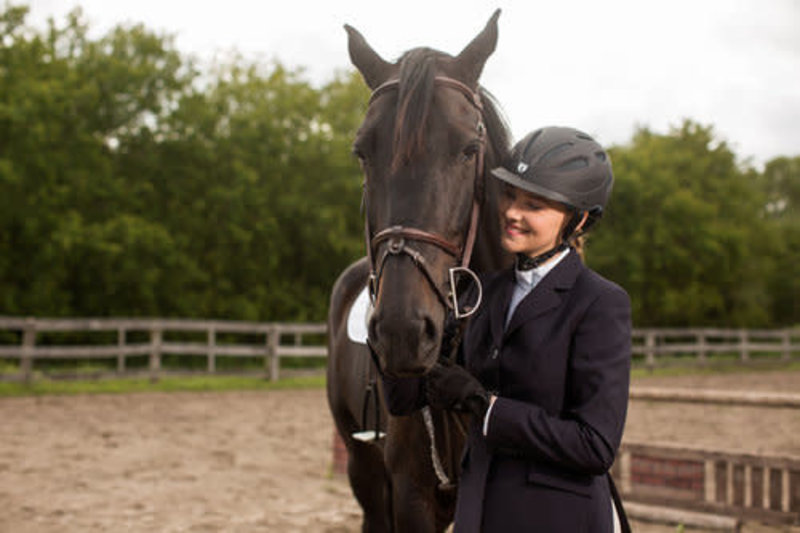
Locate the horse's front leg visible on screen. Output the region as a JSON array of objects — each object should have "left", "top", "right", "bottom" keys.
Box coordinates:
[{"left": 385, "top": 414, "right": 447, "bottom": 533}]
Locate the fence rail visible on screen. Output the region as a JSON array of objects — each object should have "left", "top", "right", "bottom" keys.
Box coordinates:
[
  {"left": 0, "top": 317, "right": 326, "bottom": 382},
  {"left": 631, "top": 328, "right": 799, "bottom": 369},
  {"left": 1, "top": 318, "right": 799, "bottom": 383}
]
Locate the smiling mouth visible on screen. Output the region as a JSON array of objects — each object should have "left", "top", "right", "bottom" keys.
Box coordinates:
[{"left": 504, "top": 223, "right": 528, "bottom": 236}]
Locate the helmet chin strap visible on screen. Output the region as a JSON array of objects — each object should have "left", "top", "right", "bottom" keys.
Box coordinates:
[
  {"left": 516, "top": 209, "right": 583, "bottom": 271},
  {"left": 515, "top": 242, "right": 570, "bottom": 271}
]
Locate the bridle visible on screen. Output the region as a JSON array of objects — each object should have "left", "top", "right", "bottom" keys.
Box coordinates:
[{"left": 363, "top": 75, "right": 485, "bottom": 320}]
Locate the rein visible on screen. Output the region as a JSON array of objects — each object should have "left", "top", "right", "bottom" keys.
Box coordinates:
[{"left": 364, "top": 75, "right": 485, "bottom": 320}]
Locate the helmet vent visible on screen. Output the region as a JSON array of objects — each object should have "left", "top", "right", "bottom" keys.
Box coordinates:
[
  {"left": 576, "top": 132, "right": 594, "bottom": 141},
  {"left": 540, "top": 142, "right": 573, "bottom": 164},
  {"left": 558, "top": 157, "right": 589, "bottom": 171},
  {"left": 594, "top": 150, "right": 607, "bottom": 162},
  {"left": 518, "top": 129, "right": 543, "bottom": 161}
]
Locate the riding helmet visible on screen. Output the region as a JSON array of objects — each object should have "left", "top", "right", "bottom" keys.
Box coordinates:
[{"left": 490, "top": 126, "right": 614, "bottom": 229}]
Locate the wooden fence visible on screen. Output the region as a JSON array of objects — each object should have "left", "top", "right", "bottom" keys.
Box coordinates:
[
  {"left": 1, "top": 318, "right": 799, "bottom": 383},
  {"left": 632, "top": 328, "right": 799, "bottom": 369},
  {"left": 612, "top": 441, "right": 800, "bottom": 528},
  {"left": 0, "top": 317, "right": 326, "bottom": 382}
]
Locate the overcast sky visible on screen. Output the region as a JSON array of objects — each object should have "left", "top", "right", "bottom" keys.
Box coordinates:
[{"left": 26, "top": 0, "right": 800, "bottom": 167}]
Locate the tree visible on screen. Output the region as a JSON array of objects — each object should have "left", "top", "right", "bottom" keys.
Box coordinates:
[
  {"left": 587, "top": 120, "right": 772, "bottom": 327},
  {"left": 108, "top": 56, "right": 370, "bottom": 321},
  {"left": 0, "top": 5, "right": 195, "bottom": 316},
  {"left": 7, "top": 5, "right": 790, "bottom": 328},
  {"left": 759, "top": 156, "right": 800, "bottom": 326}
]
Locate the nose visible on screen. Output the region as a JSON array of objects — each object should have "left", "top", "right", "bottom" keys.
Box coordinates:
[
  {"left": 500, "top": 195, "right": 519, "bottom": 218},
  {"left": 502, "top": 202, "right": 521, "bottom": 225}
]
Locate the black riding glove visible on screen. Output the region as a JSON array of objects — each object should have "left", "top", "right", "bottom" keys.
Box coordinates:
[{"left": 426, "top": 363, "right": 491, "bottom": 418}]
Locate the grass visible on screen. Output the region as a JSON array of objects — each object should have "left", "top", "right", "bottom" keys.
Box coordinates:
[
  {"left": 2, "top": 359, "right": 798, "bottom": 398},
  {"left": 631, "top": 359, "right": 800, "bottom": 380},
  {"left": 0, "top": 373, "right": 326, "bottom": 397}
]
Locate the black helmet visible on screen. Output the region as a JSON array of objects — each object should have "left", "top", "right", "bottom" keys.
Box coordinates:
[{"left": 490, "top": 126, "right": 613, "bottom": 226}]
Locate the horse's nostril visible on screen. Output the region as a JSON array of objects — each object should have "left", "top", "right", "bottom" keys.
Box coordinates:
[{"left": 423, "top": 315, "right": 437, "bottom": 342}]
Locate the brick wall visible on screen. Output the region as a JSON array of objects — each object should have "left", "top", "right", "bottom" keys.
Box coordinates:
[{"left": 631, "top": 454, "right": 705, "bottom": 497}]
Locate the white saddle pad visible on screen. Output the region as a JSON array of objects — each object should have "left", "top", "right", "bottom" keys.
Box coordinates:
[{"left": 346, "top": 285, "right": 372, "bottom": 345}]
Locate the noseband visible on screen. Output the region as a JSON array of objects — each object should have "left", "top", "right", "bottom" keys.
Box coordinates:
[{"left": 364, "top": 76, "right": 485, "bottom": 320}]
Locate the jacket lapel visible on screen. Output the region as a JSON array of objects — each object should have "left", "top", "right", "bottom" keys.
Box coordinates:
[
  {"left": 503, "top": 250, "right": 585, "bottom": 338},
  {"left": 489, "top": 269, "right": 515, "bottom": 346}
]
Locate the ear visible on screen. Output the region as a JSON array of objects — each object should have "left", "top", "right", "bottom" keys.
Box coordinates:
[
  {"left": 574, "top": 211, "right": 590, "bottom": 233},
  {"left": 344, "top": 24, "right": 394, "bottom": 89},
  {"left": 454, "top": 9, "right": 501, "bottom": 85}
]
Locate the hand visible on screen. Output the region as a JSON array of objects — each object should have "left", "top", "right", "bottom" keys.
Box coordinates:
[{"left": 425, "top": 363, "right": 490, "bottom": 418}]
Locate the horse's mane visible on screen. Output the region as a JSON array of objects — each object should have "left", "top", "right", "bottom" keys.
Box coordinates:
[{"left": 392, "top": 48, "right": 512, "bottom": 175}]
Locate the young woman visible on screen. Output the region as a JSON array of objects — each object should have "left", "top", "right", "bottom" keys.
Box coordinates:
[{"left": 385, "top": 126, "right": 632, "bottom": 532}]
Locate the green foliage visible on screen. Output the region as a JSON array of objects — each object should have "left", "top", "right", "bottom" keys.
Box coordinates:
[
  {"left": 759, "top": 156, "right": 800, "bottom": 325},
  {"left": 587, "top": 120, "right": 777, "bottom": 327},
  {"left": 1, "top": 5, "right": 366, "bottom": 321},
  {"left": 0, "top": 5, "right": 797, "bottom": 328}
]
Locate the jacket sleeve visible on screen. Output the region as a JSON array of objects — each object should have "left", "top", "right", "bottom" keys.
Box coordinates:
[{"left": 483, "top": 284, "right": 631, "bottom": 475}]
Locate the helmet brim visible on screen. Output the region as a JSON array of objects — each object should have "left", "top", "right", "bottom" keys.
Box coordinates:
[{"left": 490, "top": 166, "right": 574, "bottom": 207}]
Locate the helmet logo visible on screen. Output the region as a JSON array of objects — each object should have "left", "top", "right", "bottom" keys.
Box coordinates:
[{"left": 516, "top": 162, "right": 529, "bottom": 174}]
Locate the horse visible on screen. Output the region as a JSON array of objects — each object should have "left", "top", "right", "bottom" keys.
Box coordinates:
[{"left": 326, "top": 10, "right": 512, "bottom": 532}]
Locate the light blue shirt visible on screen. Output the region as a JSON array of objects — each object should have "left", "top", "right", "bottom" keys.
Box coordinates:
[
  {"left": 484, "top": 247, "right": 571, "bottom": 436},
  {"left": 504, "top": 248, "right": 571, "bottom": 329}
]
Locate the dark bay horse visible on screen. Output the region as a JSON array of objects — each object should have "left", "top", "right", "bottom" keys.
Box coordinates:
[{"left": 327, "top": 10, "right": 512, "bottom": 532}]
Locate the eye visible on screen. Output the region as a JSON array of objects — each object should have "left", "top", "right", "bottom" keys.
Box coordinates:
[
  {"left": 460, "top": 141, "right": 481, "bottom": 163},
  {"left": 353, "top": 146, "right": 371, "bottom": 172},
  {"left": 352, "top": 145, "right": 367, "bottom": 162}
]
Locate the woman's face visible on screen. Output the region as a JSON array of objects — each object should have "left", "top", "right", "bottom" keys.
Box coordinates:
[{"left": 498, "top": 183, "right": 570, "bottom": 259}]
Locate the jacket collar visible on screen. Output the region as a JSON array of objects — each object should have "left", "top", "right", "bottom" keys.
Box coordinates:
[{"left": 490, "top": 249, "right": 585, "bottom": 341}]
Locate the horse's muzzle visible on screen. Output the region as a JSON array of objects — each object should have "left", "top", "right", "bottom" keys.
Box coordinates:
[{"left": 368, "top": 311, "right": 441, "bottom": 377}]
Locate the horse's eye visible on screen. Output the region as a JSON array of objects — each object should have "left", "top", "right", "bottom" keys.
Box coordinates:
[
  {"left": 460, "top": 143, "right": 480, "bottom": 162},
  {"left": 352, "top": 143, "right": 370, "bottom": 163}
]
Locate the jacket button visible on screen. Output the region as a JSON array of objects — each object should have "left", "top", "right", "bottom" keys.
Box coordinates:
[{"left": 491, "top": 347, "right": 499, "bottom": 359}]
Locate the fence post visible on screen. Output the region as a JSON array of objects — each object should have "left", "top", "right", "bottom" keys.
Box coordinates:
[
  {"left": 645, "top": 330, "right": 656, "bottom": 371},
  {"left": 739, "top": 329, "right": 749, "bottom": 363},
  {"left": 697, "top": 329, "right": 708, "bottom": 365},
  {"left": 781, "top": 330, "right": 791, "bottom": 361},
  {"left": 207, "top": 327, "right": 216, "bottom": 373},
  {"left": 149, "top": 328, "right": 162, "bottom": 383},
  {"left": 267, "top": 326, "right": 280, "bottom": 381},
  {"left": 20, "top": 317, "right": 36, "bottom": 384},
  {"left": 704, "top": 459, "right": 716, "bottom": 504},
  {"left": 619, "top": 449, "right": 632, "bottom": 493},
  {"left": 117, "top": 327, "right": 126, "bottom": 374}
]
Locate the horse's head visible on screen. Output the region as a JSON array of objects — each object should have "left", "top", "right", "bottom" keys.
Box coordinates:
[{"left": 346, "top": 10, "right": 507, "bottom": 377}]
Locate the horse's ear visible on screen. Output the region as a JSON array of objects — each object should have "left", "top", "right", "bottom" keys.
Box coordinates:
[
  {"left": 345, "top": 24, "right": 394, "bottom": 90},
  {"left": 454, "top": 9, "right": 501, "bottom": 85}
]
